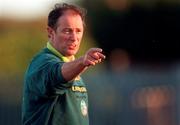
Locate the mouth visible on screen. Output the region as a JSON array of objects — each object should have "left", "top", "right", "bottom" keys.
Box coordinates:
[{"left": 68, "top": 44, "right": 76, "bottom": 50}]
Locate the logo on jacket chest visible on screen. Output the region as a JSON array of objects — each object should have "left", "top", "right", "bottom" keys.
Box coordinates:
[{"left": 71, "top": 86, "right": 87, "bottom": 93}]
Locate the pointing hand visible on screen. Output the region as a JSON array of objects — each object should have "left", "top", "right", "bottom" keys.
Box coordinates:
[{"left": 83, "top": 48, "right": 106, "bottom": 66}]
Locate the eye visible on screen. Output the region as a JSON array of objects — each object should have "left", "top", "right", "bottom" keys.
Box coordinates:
[
  {"left": 62, "top": 29, "right": 72, "bottom": 34},
  {"left": 76, "top": 29, "right": 82, "bottom": 34}
]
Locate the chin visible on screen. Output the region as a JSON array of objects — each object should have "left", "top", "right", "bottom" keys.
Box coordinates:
[{"left": 66, "top": 51, "right": 77, "bottom": 56}]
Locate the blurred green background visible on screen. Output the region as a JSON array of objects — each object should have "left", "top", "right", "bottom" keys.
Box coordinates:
[{"left": 0, "top": 0, "right": 180, "bottom": 125}]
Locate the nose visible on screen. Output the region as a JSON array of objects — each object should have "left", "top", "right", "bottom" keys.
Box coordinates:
[{"left": 70, "top": 31, "right": 77, "bottom": 41}]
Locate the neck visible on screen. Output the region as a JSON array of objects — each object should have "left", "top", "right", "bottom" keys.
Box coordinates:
[
  {"left": 47, "top": 41, "right": 75, "bottom": 62},
  {"left": 66, "top": 55, "right": 75, "bottom": 61}
]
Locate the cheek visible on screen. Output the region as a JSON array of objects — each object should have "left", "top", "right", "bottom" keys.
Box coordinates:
[
  {"left": 77, "top": 34, "right": 83, "bottom": 43},
  {"left": 58, "top": 34, "right": 66, "bottom": 40},
  {"left": 63, "top": 35, "right": 71, "bottom": 43},
  {"left": 76, "top": 42, "right": 81, "bottom": 50},
  {"left": 56, "top": 35, "right": 68, "bottom": 44},
  {"left": 77, "top": 40, "right": 81, "bottom": 46}
]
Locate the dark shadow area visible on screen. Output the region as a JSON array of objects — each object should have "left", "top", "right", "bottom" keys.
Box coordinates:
[{"left": 85, "top": 2, "right": 180, "bottom": 63}]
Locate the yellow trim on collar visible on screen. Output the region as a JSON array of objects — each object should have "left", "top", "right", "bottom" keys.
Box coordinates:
[{"left": 47, "top": 42, "right": 75, "bottom": 62}]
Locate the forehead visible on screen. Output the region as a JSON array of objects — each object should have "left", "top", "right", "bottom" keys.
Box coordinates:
[{"left": 57, "top": 10, "right": 83, "bottom": 28}]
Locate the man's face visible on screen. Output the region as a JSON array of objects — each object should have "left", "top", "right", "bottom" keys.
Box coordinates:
[{"left": 48, "top": 10, "right": 84, "bottom": 57}]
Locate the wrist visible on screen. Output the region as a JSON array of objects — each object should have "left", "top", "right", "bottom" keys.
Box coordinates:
[{"left": 79, "top": 56, "right": 89, "bottom": 67}]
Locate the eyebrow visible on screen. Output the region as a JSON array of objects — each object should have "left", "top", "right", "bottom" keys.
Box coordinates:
[{"left": 63, "top": 27, "right": 82, "bottom": 30}]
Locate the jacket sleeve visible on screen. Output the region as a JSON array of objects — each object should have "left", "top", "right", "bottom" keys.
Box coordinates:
[{"left": 26, "top": 54, "right": 73, "bottom": 97}]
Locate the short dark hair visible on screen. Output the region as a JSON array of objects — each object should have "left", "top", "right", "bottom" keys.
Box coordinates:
[{"left": 48, "top": 3, "right": 87, "bottom": 30}]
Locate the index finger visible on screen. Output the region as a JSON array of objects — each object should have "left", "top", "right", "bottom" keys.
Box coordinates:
[
  {"left": 97, "top": 52, "right": 106, "bottom": 59},
  {"left": 88, "top": 48, "right": 103, "bottom": 53}
]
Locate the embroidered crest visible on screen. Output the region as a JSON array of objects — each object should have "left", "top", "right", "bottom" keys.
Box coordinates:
[{"left": 80, "top": 100, "right": 88, "bottom": 116}]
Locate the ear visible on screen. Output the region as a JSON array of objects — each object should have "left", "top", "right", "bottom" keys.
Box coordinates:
[{"left": 47, "top": 26, "right": 55, "bottom": 40}]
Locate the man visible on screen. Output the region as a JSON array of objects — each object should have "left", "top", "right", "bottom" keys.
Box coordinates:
[{"left": 22, "top": 3, "right": 105, "bottom": 125}]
